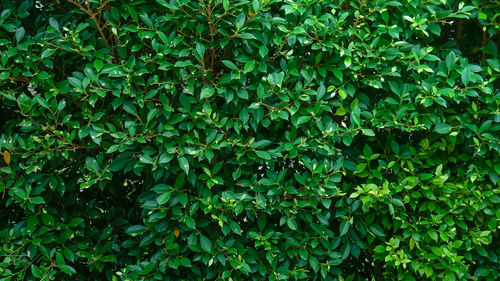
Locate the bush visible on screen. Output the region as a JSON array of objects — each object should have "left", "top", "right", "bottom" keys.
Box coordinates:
[{"left": 0, "top": 0, "right": 499, "bottom": 280}]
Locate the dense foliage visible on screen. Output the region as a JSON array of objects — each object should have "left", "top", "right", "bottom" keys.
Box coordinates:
[{"left": 0, "top": 0, "right": 499, "bottom": 280}]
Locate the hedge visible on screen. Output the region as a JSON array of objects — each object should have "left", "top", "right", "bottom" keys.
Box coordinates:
[{"left": 0, "top": 0, "right": 499, "bottom": 280}]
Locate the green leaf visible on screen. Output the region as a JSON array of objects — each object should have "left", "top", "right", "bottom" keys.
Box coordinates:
[
  {"left": 309, "top": 256, "right": 319, "bottom": 271},
  {"left": 342, "top": 134, "right": 353, "bottom": 146},
  {"left": 123, "top": 101, "right": 137, "bottom": 115},
  {"left": 94, "top": 59, "right": 103, "bottom": 71},
  {"left": 178, "top": 192, "right": 188, "bottom": 205},
  {"left": 388, "top": 81, "right": 400, "bottom": 95},
  {"left": 287, "top": 218, "right": 297, "bottom": 230},
  {"left": 152, "top": 184, "right": 170, "bottom": 193},
  {"left": 200, "top": 235, "right": 212, "bottom": 252},
  {"left": 351, "top": 107, "right": 361, "bottom": 126},
  {"left": 343, "top": 160, "right": 357, "bottom": 171},
  {"left": 255, "top": 150, "right": 271, "bottom": 160},
  {"left": 15, "top": 27, "right": 25, "bottom": 42},
  {"left": 296, "top": 116, "right": 311, "bottom": 126},
  {"left": 31, "top": 196, "right": 45, "bottom": 204},
  {"left": 49, "top": 17, "right": 59, "bottom": 29},
  {"left": 428, "top": 229, "right": 438, "bottom": 241},
  {"left": 317, "top": 84, "right": 326, "bottom": 100},
  {"left": 244, "top": 61, "right": 255, "bottom": 73},
  {"left": 389, "top": 198, "right": 404, "bottom": 207},
  {"left": 157, "top": 192, "right": 171, "bottom": 205},
  {"left": 195, "top": 42, "right": 205, "bottom": 59},
  {"left": 101, "top": 255, "right": 117, "bottom": 263},
  {"left": 85, "top": 157, "right": 99, "bottom": 173},
  {"left": 344, "top": 57, "right": 352, "bottom": 68},
  {"left": 156, "top": 0, "right": 179, "bottom": 10},
  {"left": 445, "top": 52, "right": 455, "bottom": 71},
  {"left": 259, "top": 46, "right": 268, "bottom": 57},
  {"left": 363, "top": 144, "right": 372, "bottom": 158},
  {"left": 0, "top": 71, "right": 10, "bottom": 79},
  {"left": 200, "top": 86, "right": 215, "bottom": 99},
  {"left": 362, "top": 129, "right": 375, "bottom": 136},
  {"left": 391, "top": 141, "right": 399, "bottom": 154},
  {"left": 237, "top": 88, "right": 248, "bottom": 100},
  {"left": 68, "top": 77, "right": 82, "bottom": 89},
  {"left": 41, "top": 214, "right": 54, "bottom": 226},
  {"left": 31, "top": 265, "right": 42, "bottom": 278},
  {"left": 252, "top": 0, "right": 260, "bottom": 11},
  {"left": 444, "top": 272, "right": 456, "bottom": 281},
  {"left": 461, "top": 66, "right": 471, "bottom": 86},
  {"left": 222, "top": 60, "right": 237, "bottom": 70},
  {"left": 434, "top": 123, "right": 451, "bottom": 134},
  {"left": 428, "top": 22, "right": 441, "bottom": 35},
  {"left": 240, "top": 33, "right": 256, "bottom": 40},
  {"left": 178, "top": 156, "right": 189, "bottom": 175},
  {"left": 180, "top": 257, "right": 192, "bottom": 267},
  {"left": 59, "top": 265, "right": 77, "bottom": 275},
  {"left": 126, "top": 225, "right": 145, "bottom": 236},
  {"left": 332, "top": 68, "right": 343, "bottom": 81},
  {"left": 186, "top": 217, "right": 196, "bottom": 228},
  {"left": 240, "top": 108, "right": 249, "bottom": 124},
  {"left": 235, "top": 13, "right": 245, "bottom": 30},
  {"left": 127, "top": 5, "right": 138, "bottom": 22},
  {"left": 369, "top": 225, "right": 386, "bottom": 237},
  {"left": 339, "top": 220, "right": 349, "bottom": 236}
]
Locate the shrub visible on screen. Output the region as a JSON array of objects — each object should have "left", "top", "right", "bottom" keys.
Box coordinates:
[{"left": 0, "top": 0, "right": 499, "bottom": 280}]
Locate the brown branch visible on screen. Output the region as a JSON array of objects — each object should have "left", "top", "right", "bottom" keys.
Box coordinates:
[
  {"left": 68, "top": 0, "right": 111, "bottom": 49},
  {"left": 44, "top": 41, "right": 71, "bottom": 52},
  {"left": 8, "top": 76, "right": 30, "bottom": 83}
]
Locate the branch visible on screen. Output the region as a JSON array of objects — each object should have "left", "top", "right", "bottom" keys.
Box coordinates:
[{"left": 68, "top": 0, "right": 111, "bottom": 49}]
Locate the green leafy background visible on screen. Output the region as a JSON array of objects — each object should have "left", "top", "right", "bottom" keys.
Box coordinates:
[{"left": 0, "top": 0, "right": 499, "bottom": 280}]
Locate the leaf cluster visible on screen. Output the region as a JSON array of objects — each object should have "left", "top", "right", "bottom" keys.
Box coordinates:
[{"left": 0, "top": 0, "right": 499, "bottom": 280}]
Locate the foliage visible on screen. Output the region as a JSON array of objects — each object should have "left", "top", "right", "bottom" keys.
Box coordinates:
[{"left": 0, "top": 0, "right": 499, "bottom": 280}]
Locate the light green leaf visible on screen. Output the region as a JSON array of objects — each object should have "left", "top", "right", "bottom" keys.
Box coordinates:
[
  {"left": 461, "top": 66, "right": 471, "bottom": 86},
  {"left": 296, "top": 116, "right": 311, "bottom": 126},
  {"left": 362, "top": 129, "right": 375, "bottom": 136},
  {"left": 200, "top": 86, "right": 215, "bottom": 99},
  {"left": 344, "top": 56, "right": 352, "bottom": 68},
  {"left": 244, "top": 61, "right": 255, "bottom": 73},
  {"left": 428, "top": 229, "right": 438, "bottom": 241}
]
